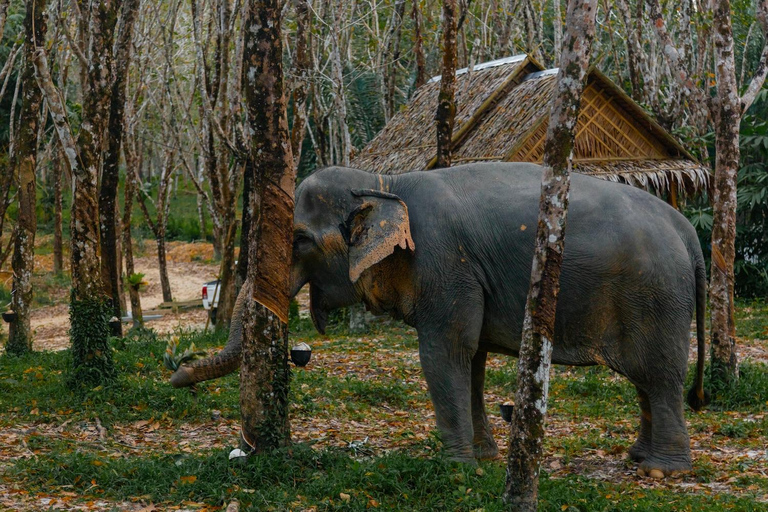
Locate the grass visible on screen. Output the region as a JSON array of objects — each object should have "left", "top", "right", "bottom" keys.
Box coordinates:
[
  {"left": 7, "top": 443, "right": 765, "bottom": 511},
  {"left": 735, "top": 298, "right": 768, "bottom": 340},
  {"left": 1, "top": 308, "right": 767, "bottom": 509}
]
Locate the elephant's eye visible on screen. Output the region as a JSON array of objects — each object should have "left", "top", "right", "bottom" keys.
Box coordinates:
[{"left": 293, "top": 232, "right": 314, "bottom": 252}]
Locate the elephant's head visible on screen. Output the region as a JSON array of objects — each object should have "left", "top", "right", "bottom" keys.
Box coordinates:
[
  {"left": 170, "top": 167, "right": 415, "bottom": 388},
  {"left": 290, "top": 167, "right": 416, "bottom": 333}
]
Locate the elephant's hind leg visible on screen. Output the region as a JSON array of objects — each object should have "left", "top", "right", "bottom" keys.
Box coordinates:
[
  {"left": 471, "top": 350, "right": 499, "bottom": 459},
  {"left": 628, "top": 386, "right": 653, "bottom": 462},
  {"left": 637, "top": 381, "right": 692, "bottom": 477}
]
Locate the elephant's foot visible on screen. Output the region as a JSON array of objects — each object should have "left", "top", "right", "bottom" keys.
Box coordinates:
[
  {"left": 473, "top": 437, "right": 499, "bottom": 460},
  {"left": 628, "top": 439, "right": 652, "bottom": 462},
  {"left": 637, "top": 454, "right": 692, "bottom": 479}
]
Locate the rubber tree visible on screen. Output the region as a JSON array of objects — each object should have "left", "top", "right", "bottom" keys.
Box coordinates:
[
  {"left": 99, "top": 0, "right": 141, "bottom": 336},
  {"left": 7, "top": 0, "right": 48, "bottom": 355},
  {"left": 33, "top": 0, "right": 121, "bottom": 387},
  {"left": 647, "top": 0, "right": 768, "bottom": 385},
  {"left": 504, "top": 0, "right": 598, "bottom": 509},
  {"left": 434, "top": 0, "right": 457, "bottom": 169},
  {"left": 239, "top": 0, "right": 295, "bottom": 451}
]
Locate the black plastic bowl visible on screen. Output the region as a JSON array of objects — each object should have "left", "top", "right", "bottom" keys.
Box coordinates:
[
  {"left": 290, "top": 349, "right": 312, "bottom": 367},
  {"left": 2, "top": 310, "right": 16, "bottom": 323},
  {"left": 499, "top": 403, "right": 514, "bottom": 423}
]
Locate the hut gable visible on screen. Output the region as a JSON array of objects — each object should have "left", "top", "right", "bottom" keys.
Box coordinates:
[
  {"left": 351, "top": 55, "right": 542, "bottom": 174},
  {"left": 350, "top": 55, "right": 711, "bottom": 198}
]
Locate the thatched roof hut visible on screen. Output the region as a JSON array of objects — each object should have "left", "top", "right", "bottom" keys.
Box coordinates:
[{"left": 351, "top": 54, "right": 711, "bottom": 202}]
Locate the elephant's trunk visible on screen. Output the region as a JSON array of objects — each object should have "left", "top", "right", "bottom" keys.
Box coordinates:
[{"left": 170, "top": 280, "right": 250, "bottom": 388}]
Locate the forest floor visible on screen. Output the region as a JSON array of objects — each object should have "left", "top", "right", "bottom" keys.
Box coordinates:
[{"left": 0, "top": 241, "right": 766, "bottom": 511}]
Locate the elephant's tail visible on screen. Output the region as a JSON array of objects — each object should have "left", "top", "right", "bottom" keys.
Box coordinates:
[
  {"left": 686, "top": 252, "right": 710, "bottom": 411},
  {"left": 169, "top": 281, "right": 248, "bottom": 388}
]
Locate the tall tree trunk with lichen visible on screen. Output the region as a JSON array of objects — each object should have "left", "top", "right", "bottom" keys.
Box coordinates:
[
  {"left": 708, "top": 0, "right": 742, "bottom": 384},
  {"left": 435, "top": 0, "right": 457, "bottom": 168},
  {"left": 504, "top": 0, "right": 598, "bottom": 509},
  {"left": 67, "top": 0, "right": 120, "bottom": 387},
  {"left": 240, "top": 0, "right": 294, "bottom": 452},
  {"left": 7, "top": 0, "right": 47, "bottom": 355},
  {"left": 99, "top": 0, "right": 140, "bottom": 336},
  {"left": 235, "top": 159, "right": 254, "bottom": 292}
]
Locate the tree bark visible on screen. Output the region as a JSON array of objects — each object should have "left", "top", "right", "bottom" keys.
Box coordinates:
[
  {"left": 123, "top": 144, "right": 143, "bottom": 329},
  {"left": 384, "top": 0, "right": 406, "bottom": 121},
  {"left": 330, "top": 0, "right": 351, "bottom": 166},
  {"left": 435, "top": 0, "right": 457, "bottom": 169},
  {"left": 709, "top": 0, "right": 741, "bottom": 383},
  {"left": 240, "top": 0, "right": 294, "bottom": 452},
  {"left": 53, "top": 149, "right": 64, "bottom": 275},
  {"left": 99, "top": 0, "right": 140, "bottom": 336},
  {"left": 0, "top": 0, "right": 10, "bottom": 43},
  {"left": 412, "top": 0, "right": 426, "bottom": 89},
  {"left": 7, "top": 0, "right": 48, "bottom": 356},
  {"left": 236, "top": 159, "right": 254, "bottom": 292},
  {"left": 504, "top": 0, "right": 598, "bottom": 509},
  {"left": 290, "top": 0, "right": 310, "bottom": 168}
]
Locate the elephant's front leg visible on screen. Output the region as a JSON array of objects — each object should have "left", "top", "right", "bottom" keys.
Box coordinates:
[
  {"left": 471, "top": 350, "right": 499, "bottom": 459},
  {"left": 417, "top": 309, "right": 483, "bottom": 464}
]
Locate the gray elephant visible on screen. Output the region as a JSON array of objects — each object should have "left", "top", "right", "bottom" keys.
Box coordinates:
[{"left": 171, "top": 163, "right": 708, "bottom": 478}]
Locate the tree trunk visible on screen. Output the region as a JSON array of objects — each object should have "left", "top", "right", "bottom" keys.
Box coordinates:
[
  {"left": 53, "top": 149, "right": 64, "bottom": 275},
  {"left": 123, "top": 152, "right": 143, "bottom": 329},
  {"left": 157, "top": 234, "right": 173, "bottom": 303},
  {"left": 0, "top": 0, "right": 10, "bottom": 42},
  {"left": 330, "top": 0, "right": 351, "bottom": 166},
  {"left": 240, "top": 0, "right": 294, "bottom": 453},
  {"left": 412, "top": 0, "right": 426, "bottom": 89},
  {"left": 66, "top": 0, "right": 120, "bottom": 387},
  {"left": 435, "top": 0, "right": 457, "bottom": 169},
  {"left": 99, "top": 0, "right": 140, "bottom": 337},
  {"left": 290, "top": 0, "right": 310, "bottom": 168},
  {"left": 504, "top": 0, "right": 598, "bottom": 509},
  {"left": 7, "top": 0, "right": 47, "bottom": 356},
  {"left": 709, "top": 0, "right": 741, "bottom": 384},
  {"left": 236, "top": 159, "right": 254, "bottom": 292},
  {"left": 384, "top": 0, "right": 407, "bottom": 121},
  {"left": 216, "top": 209, "right": 239, "bottom": 329}
]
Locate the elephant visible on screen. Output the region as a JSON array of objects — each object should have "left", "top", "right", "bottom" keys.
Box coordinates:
[{"left": 171, "top": 162, "right": 708, "bottom": 478}]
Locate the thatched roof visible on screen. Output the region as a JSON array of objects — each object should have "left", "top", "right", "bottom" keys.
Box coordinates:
[{"left": 351, "top": 55, "right": 711, "bottom": 198}]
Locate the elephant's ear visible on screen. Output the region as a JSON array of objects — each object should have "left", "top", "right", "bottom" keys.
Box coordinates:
[{"left": 344, "top": 189, "right": 415, "bottom": 282}]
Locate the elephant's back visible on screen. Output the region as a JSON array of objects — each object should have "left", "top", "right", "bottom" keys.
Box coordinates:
[{"left": 401, "top": 163, "right": 698, "bottom": 360}]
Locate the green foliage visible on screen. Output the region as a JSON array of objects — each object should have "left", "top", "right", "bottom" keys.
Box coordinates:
[
  {"left": 684, "top": 87, "right": 768, "bottom": 297},
  {"left": 162, "top": 336, "right": 207, "bottom": 372},
  {"left": 125, "top": 272, "right": 148, "bottom": 292},
  {"left": 708, "top": 362, "right": 768, "bottom": 411},
  {"left": 67, "top": 293, "right": 116, "bottom": 390}
]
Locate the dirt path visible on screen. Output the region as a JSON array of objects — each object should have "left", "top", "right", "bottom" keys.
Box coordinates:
[{"left": 25, "top": 242, "right": 222, "bottom": 352}]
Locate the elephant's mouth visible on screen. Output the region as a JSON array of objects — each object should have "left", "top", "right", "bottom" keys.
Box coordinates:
[{"left": 309, "top": 283, "right": 328, "bottom": 334}]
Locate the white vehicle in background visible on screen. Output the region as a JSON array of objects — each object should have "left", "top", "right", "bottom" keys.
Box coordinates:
[{"left": 202, "top": 280, "right": 221, "bottom": 326}]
